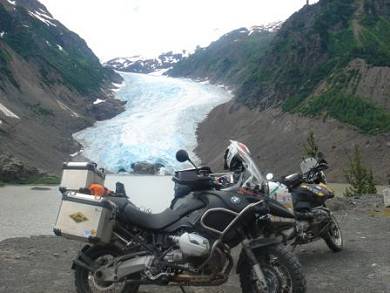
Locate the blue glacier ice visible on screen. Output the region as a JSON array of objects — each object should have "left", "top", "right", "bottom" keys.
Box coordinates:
[{"left": 73, "top": 73, "right": 232, "bottom": 173}]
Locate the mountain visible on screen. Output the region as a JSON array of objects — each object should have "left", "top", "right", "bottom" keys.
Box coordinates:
[
  {"left": 0, "top": 0, "right": 124, "bottom": 180},
  {"left": 169, "top": 22, "right": 281, "bottom": 84},
  {"left": 169, "top": 0, "right": 390, "bottom": 183},
  {"left": 104, "top": 51, "right": 189, "bottom": 74}
]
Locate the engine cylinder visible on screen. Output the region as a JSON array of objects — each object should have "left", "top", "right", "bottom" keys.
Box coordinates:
[{"left": 171, "top": 233, "right": 210, "bottom": 257}]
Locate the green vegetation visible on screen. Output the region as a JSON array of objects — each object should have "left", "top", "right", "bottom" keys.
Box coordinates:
[
  {"left": 30, "top": 103, "right": 55, "bottom": 117},
  {"left": 298, "top": 92, "right": 390, "bottom": 134},
  {"left": 170, "top": 0, "right": 390, "bottom": 134},
  {"left": 1, "top": 175, "right": 61, "bottom": 185},
  {"left": 276, "top": 0, "right": 390, "bottom": 134},
  {"left": 0, "top": 47, "right": 19, "bottom": 88},
  {"left": 0, "top": 3, "right": 110, "bottom": 95},
  {"left": 22, "top": 175, "right": 61, "bottom": 185},
  {"left": 170, "top": 28, "right": 276, "bottom": 85},
  {"left": 344, "top": 145, "right": 377, "bottom": 196}
]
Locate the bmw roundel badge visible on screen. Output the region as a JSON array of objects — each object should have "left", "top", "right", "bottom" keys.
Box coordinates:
[{"left": 231, "top": 196, "right": 241, "bottom": 205}]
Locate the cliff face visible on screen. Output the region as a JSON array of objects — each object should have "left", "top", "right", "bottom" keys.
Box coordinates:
[
  {"left": 170, "top": 0, "right": 390, "bottom": 183},
  {"left": 0, "top": 0, "right": 123, "bottom": 176}
]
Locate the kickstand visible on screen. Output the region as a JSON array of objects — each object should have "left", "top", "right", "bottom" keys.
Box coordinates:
[{"left": 180, "top": 286, "right": 187, "bottom": 293}]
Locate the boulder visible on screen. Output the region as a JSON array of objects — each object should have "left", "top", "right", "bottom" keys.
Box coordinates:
[
  {"left": 130, "top": 161, "right": 164, "bottom": 175},
  {"left": 0, "top": 153, "right": 42, "bottom": 183},
  {"left": 383, "top": 188, "right": 390, "bottom": 208}
]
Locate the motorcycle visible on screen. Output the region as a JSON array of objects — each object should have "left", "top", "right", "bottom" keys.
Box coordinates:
[
  {"left": 266, "top": 154, "right": 343, "bottom": 252},
  {"left": 215, "top": 141, "right": 342, "bottom": 253},
  {"left": 55, "top": 149, "right": 306, "bottom": 293}
]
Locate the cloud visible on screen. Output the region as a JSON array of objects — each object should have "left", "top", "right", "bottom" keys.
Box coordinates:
[{"left": 39, "top": 0, "right": 318, "bottom": 61}]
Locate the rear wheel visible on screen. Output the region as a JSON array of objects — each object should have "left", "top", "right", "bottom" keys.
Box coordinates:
[
  {"left": 322, "top": 214, "right": 343, "bottom": 252},
  {"left": 74, "top": 246, "right": 139, "bottom": 293},
  {"left": 239, "top": 244, "right": 306, "bottom": 293}
]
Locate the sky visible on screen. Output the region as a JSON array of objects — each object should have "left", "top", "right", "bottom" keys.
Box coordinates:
[{"left": 39, "top": 0, "right": 319, "bottom": 62}]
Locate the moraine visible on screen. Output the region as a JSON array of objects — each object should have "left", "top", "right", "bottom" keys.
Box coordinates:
[{"left": 74, "top": 72, "right": 232, "bottom": 173}]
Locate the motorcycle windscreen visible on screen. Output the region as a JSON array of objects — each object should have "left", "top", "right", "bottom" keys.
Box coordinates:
[{"left": 300, "top": 158, "right": 318, "bottom": 174}]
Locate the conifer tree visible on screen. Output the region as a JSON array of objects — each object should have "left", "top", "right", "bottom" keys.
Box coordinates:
[
  {"left": 303, "top": 130, "right": 320, "bottom": 158},
  {"left": 344, "top": 145, "right": 377, "bottom": 196}
]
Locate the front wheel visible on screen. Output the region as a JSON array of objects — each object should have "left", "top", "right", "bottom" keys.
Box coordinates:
[
  {"left": 74, "top": 245, "right": 139, "bottom": 293},
  {"left": 239, "top": 244, "right": 306, "bottom": 293},
  {"left": 322, "top": 214, "right": 343, "bottom": 252}
]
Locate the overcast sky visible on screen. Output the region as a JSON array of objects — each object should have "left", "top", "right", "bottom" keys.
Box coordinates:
[{"left": 39, "top": 0, "right": 318, "bottom": 62}]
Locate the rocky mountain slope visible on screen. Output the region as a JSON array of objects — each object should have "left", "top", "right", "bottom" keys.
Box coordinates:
[
  {"left": 104, "top": 51, "right": 188, "bottom": 74},
  {"left": 170, "top": 0, "right": 390, "bottom": 183},
  {"left": 169, "top": 22, "right": 281, "bottom": 84},
  {"left": 0, "top": 0, "right": 123, "bottom": 179}
]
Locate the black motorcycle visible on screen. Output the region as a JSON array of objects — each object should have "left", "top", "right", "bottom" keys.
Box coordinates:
[
  {"left": 56, "top": 149, "right": 306, "bottom": 293},
  {"left": 270, "top": 154, "right": 344, "bottom": 252},
  {"left": 214, "top": 141, "right": 343, "bottom": 253}
]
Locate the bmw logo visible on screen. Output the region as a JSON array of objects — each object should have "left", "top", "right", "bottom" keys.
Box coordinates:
[{"left": 231, "top": 196, "right": 241, "bottom": 205}]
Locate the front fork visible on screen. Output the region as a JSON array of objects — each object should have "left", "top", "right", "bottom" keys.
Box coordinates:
[{"left": 241, "top": 239, "right": 269, "bottom": 291}]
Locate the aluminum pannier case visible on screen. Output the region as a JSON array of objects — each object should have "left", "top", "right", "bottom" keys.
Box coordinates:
[
  {"left": 53, "top": 192, "right": 114, "bottom": 243},
  {"left": 60, "top": 162, "right": 105, "bottom": 191}
]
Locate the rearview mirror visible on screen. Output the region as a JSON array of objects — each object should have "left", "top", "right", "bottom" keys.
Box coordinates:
[
  {"left": 176, "top": 150, "right": 189, "bottom": 163},
  {"left": 266, "top": 173, "right": 274, "bottom": 181}
]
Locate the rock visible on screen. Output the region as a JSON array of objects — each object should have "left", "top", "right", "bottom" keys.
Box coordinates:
[
  {"left": 383, "top": 188, "right": 390, "bottom": 208},
  {"left": 0, "top": 153, "right": 43, "bottom": 183},
  {"left": 87, "top": 98, "right": 126, "bottom": 121},
  {"left": 131, "top": 161, "right": 165, "bottom": 175}
]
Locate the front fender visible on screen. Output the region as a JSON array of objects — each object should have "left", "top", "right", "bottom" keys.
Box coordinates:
[{"left": 236, "top": 238, "right": 280, "bottom": 274}]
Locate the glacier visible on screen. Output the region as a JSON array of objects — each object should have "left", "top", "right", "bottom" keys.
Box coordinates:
[{"left": 74, "top": 72, "right": 232, "bottom": 173}]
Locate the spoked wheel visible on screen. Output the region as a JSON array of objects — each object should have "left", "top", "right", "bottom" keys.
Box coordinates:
[
  {"left": 239, "top": 245, "right": 306, "bottom": 293},
  {"left": 74, "top": 246, "right": 139, "bottom": 293},
  {"left": 323, "top": 214, "right": 343, "bottom": 252}
]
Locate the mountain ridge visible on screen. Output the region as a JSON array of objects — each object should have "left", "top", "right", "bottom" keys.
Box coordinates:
[
  {"left": 169, "top": 0, "right": 390, "bottom": 183},
  {"left": 104, "top": 51, "right": 189, "bottom": 74},
  {"left": 0, "top": 0, "right": 123, "bottom": 179}
]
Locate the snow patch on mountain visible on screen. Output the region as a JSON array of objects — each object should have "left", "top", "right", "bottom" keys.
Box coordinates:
[
  {"left": 28, "top": 10, "right": 57, "bottom": 27},
  {"left": 0, "top": 103, "right": 20, "bottom": 119},
  {"left": 105, "top": 51, "right": 189, "bottom": 74},
  {"left": 93, "top": 99, "right": 105, "bottom": 105},
  {"left": 248, "top": 21, "right": 283, "bottom": 36}
]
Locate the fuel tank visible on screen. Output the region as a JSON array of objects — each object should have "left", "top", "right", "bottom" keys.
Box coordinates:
[
  {"left": 171, "top": 190, "right": 263, "bottom": 246},
  {"left": 292, "top": 183, "right": 335, "bottom": 210}
]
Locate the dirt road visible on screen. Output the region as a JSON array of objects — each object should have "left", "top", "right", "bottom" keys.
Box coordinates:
[{"left": 0, "top": 196, "right": 389, "bottom": 293}]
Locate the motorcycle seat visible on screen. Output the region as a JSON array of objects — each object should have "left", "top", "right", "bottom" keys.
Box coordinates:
[{"left": 108, "top": 196, "right": 204, "bottom": 231}]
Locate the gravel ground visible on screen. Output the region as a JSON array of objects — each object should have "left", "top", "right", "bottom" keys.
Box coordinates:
[{"left": 0, "top": 196, "right": 389, "bottom": 293}]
